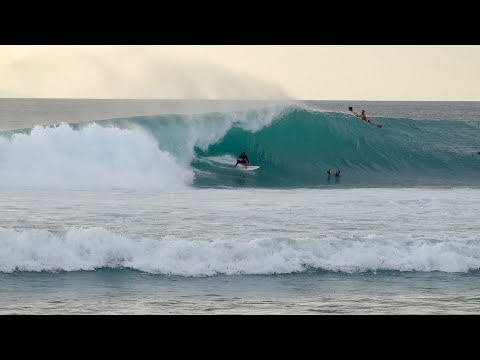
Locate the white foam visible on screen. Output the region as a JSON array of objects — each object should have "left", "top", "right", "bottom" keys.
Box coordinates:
[
  {"left": 229, "top": 105, "right": 296, "bottom": 132},
  {"left": 187, "top": 105, "right": 293, "bottom": 153},
  {"left": 1, "top": 226, "right": 479, "bottom": 275},
  {"left": 195, "top": 154, "right": 237, "bottom": 167},
  {"left": 0, "top": 123, "right": 194, "bottom": 189}
]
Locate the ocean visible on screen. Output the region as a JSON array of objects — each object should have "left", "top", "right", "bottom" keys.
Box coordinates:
[{"left": 0, "top": 99, "right": 479, "bottom": 314}]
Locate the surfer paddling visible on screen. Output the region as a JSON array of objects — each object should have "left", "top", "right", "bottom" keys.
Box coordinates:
[
  {"left": 348, "top": 107, "right": 382, "bottom": 128},
  {"left": 349, "top": 107, "right": 371, "bottom": 123}
]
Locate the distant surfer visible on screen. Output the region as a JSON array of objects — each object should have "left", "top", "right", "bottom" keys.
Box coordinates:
[
  {"left": 349, "top": 107, "right": 382, "bottom": 128},
  {"left": 334, "top": 169, "right": 341, "bottom": 183},
  {"left": 327, "top": 169, "right": 332, "bottom": 176},
  {"left": 234, "top": 151, "right": 250, "bottom": 168},
  {"left": 350, "top": 108, "right": 371, "bottom": 123}
]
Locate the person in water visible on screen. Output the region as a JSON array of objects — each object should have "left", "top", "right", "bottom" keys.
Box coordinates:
[
  {"left": 350, "top": 109, "right": 371, "bottom": 123},
  {"left": 327, "top": 169, "right": 332, "bottom": 176},
  {"left": 234, "top": 151, "right": 250, "bottom": 168},
  {"left": 335, "top": 170, "right": 341, "bottom": 177}
]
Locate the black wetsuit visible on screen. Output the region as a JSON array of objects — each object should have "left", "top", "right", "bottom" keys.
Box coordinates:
[{"left": 235, "top": 153, "right": 249, "bottom": 167}]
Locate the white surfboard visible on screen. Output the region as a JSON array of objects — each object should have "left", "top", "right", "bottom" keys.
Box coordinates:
[{"left": 235, "top": 165, "right": 260, "bottom": 171}]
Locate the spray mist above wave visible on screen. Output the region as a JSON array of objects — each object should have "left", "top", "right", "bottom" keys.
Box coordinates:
[
  {"left": 1, "top": 227, "right": 480, "bottom": 275},
  {"left": 0, "top": 123, "right": 194, "bottom": 189},
  {"left": 2, "top": 46, "right": 292, "bottom": 100}
]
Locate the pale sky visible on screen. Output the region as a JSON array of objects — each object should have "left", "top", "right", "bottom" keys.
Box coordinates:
[{"left": 1, "top": 45, "right": 479, "bottom": 101}]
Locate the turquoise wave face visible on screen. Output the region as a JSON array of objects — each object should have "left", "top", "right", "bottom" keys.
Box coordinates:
[
  {"left": 190, "top": 109, "right": 480, "bottom": 188},
  {"left": 3, "top": 106, "right": 480, "bottom": 189}
]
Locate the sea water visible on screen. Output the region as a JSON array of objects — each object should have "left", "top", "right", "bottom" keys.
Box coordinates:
[{"left": 0, "top": 99, "right": 479, "bottom": 314}]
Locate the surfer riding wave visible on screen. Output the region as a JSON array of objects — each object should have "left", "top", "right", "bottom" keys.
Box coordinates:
[{"left": 234, "top": 151, "right": 250, "bottom": 168}]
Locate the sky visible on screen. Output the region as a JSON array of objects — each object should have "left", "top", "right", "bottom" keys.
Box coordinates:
[{"left": 0, "top": 45, "right": 479, "bottom": 101}]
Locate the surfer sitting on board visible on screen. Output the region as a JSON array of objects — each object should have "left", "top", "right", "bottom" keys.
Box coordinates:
[{"left": 234, "top": 151, "right": 250, "bottom": 168}]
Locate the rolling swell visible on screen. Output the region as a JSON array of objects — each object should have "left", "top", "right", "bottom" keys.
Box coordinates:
[
  {"left": 190, "top": 109, "right": 480, "bottom": 188},
  {"left": 1, "top": 105, "right": 479, "bottom": 189}
]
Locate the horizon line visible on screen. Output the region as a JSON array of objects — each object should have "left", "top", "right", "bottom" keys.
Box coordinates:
[{"left": 0, "top": 97, "right": 479, "bottom": 102}]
